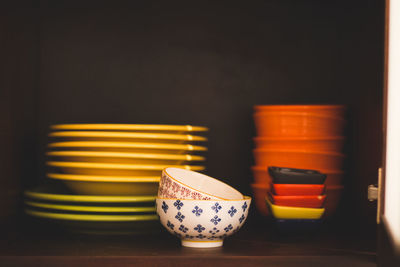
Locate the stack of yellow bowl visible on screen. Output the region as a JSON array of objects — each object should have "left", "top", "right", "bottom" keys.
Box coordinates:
[{"left": 25, "top": 124, "right": 208, "bottom": 234}]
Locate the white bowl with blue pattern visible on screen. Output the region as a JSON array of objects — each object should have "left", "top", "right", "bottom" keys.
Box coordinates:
[{"left": 156, "top": 196, "right": 251, "bottom": 248}]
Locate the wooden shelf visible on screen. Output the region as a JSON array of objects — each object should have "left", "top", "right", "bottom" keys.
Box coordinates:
[{"left": 0, "top": 216, "right": 376, "bottom": 266}]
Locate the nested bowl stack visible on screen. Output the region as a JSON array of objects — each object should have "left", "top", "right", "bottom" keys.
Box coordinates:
[
  {"left": 251, "top": 105, "right": 346, "bottom": 221},
  {"left": 156, "top": 167, "right": 250, "bottom": 248}
]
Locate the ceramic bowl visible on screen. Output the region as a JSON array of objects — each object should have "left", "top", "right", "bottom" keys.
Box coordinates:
[
  {"left": 272, "top": 183, "right": 325, "bottom": 196},
  {"left": 251, "top": 166, "right": 344, "bottom": 186},
  {"left": 266, "top": 198, "right": 325, "bottom": 219},
  {"left": 253, "top": 136, "right": 345, "bottom": 153},
  {"left": 250, "top": 183, "right": 270, "bottom": 216},
  {"left": 253, "top": 105, "right": 346, "bottom": 117},
  {"left": 269, "top": 193, "right": 326, "bottom": 208},
  {"left": 46, "top": 151, "right": 205, "bottom": 165},
  {"left": 158, "top": 168, "right": 243, "bottom": 200},
  {"left": 156, "top": 196, "right": 251, "bottom": 248},
  {"left": 50, "top": 124, "right": 209, "bottom": 133},
  {"left": 46, "top": 161, "right": 205, "bottom": 176},
  {"left": 24, "top": 185, "right": 156, "bottom": 204},
  {"left": 49, "top": 131, "right": 207, "bottom": 144},
  {"left": 253, "top": 111, "right": 345, "bottom": 137},
  {"left": 253, "top": 149, "right": 345, "bottom": 170},
  {"left": 46, "top": 173, "right": 159, "bottom": 195},
  {"left": 268, "top": 166, "right": 326, "bottom": 184},
  {"left": 24, "top": 200, "right": 157, "bottom": 214},
  {"left": 48, "top": 141, "right": 208, "bottom": 154}
]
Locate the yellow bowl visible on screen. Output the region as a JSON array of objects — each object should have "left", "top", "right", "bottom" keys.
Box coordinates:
[
  {"left": 46, "top": 151, "right": 205, "bottom": 165},
  {"left": 48, "top": 141, "right": 208, "bottom": 154},
  {"left": 49, "top": 131, "right": 207, "bottom": 144},
  {"left": 46, "top": 161, "right": 205, "bottom": 176},
  {"left": 266, "top": 198, "right": 325, "bottom": 219},
  {"left": 47, "top": 173, "right": 159, "bottom": 195},
  {"left": 50, "top": 124, "right": 209, "bottom": 133},
  {"left": 24, "top": 200, "right": 156, "bottom": 213},
  {"left": 24, "top": 185, "right": 156, "bottom": 203}
]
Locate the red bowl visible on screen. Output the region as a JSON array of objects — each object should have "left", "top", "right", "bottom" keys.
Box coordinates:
[
  {"left": 253, "top": 111, "right": 346, "bottom": 137},
  {"left": 272, "top": 183, "right": 325, "bottom": 196},
  {"left": 251, "top": 166, "right": 344, "bottom": 186},
  {"left": 269, "top": 193, "right": 326, "bottom": 208},
  {"left": 253, "top": 149, "right": 345, "bottom": 170},
  {"left": 253, "top": 105, "right": 346, "bottom": 118},
  {"left": 253, "top": 136, "right": 345, "bottom": 153},
  {"left": 250, "top": 183, "right": 270, "bottom": 216}
]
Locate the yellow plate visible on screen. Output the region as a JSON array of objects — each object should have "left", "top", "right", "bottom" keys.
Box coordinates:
[
  {"left": 24, "top": 200, "right": 156, "bottom": 213},
  {"left": 49, "top": 131, "right": 207, "bottom": 143},
  {"left": 25, "top": 209, "right": 158, "bottom": 222},
  {"left": 48, "top": 141, "right": 208, "bottom": 154},
  {"left": 47, "top": 173, "right": 160, "bottom": 182},
  {"left": 47, "top": 173, "right": 159, "bottom": 195},
  {"left": 51, "top": 124, "right": 209, "bottom": 132},
  {"left": 46, "top": 151, "right": 205, "bottom": 165},
  {"left": 24, "top": 186, "right": 156, "bottom": 203},
  {"left": 266, "top": 198, "right": 325, "bottom": 219},
  {"left": 46, "top": 161, "right": 205, "bottom": 176}
]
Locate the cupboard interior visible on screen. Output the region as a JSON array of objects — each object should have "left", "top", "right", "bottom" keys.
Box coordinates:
[{"left": 0, "top": 0, "right": 384, "bottom": 262}]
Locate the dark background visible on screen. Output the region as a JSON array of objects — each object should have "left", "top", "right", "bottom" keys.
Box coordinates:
[{"left": 0, "top": 0, "right": 385, "bottom": 237}]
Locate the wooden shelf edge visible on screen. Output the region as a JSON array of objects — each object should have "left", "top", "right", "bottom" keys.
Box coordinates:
[{"left": 0, "top": 254, "right": 376, "bottom": 267}]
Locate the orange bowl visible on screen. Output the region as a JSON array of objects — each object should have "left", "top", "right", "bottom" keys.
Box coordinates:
[
  {"left": 253, "top": 136, "right": 345, "bottom": 153},
  {"left": 250, "top": 183, "right": 270, "bottom": 216},
  {"left": 254, "top": 105, "right": 346, "bottom": 117},
  {"left": 253, "top": 111, "right": 345, "bottom": 137},
  {"left": 251, "top": 166, "right": 344, "bottom": 186},
  {"left": 324, "top": 185, "right": 344, "bottom": 218},
  {"left": 253, "top": 149, "right": 345, "bottom": 170}
]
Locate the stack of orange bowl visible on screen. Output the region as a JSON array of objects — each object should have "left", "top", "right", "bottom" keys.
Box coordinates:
[
  {"left": 25, "top": 124, "right": 209, "bottom": 235},
  {"left": 251, "top": 105, "right": 346, "bottom": 218}
]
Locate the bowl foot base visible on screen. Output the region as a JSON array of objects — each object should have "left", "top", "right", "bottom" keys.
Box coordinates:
[{"left": 181, "top": 239, "right": 223, "bottom": 248}]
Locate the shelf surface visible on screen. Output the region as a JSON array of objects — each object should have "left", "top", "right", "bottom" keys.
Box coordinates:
[{"left": 0, "top": 215, "right": 376, "bottom": 266}]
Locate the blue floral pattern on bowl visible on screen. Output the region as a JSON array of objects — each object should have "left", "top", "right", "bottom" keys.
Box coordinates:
[
  {"left": 194, "top": 224, "right": 205, "bottom": 233},
  {"left": 179, "top": 224, "right": 188, "bottom": 233},
  {"left": 211, "top": 202, "right": 222, "bottom": 213},
  {"left": 210, "top": 215, "right": 221, "bottom": 225},
  {"left": 228, "top": 206, "right": 237, "bottom": 217},
  {"left": 242, "top": 202, "right": 248, "bottom": 212},
  {"left": 224, "top": 224, "right": 233, "bottom": 232},
  {"left": 175, "top": 212, "right": 185, "bottom": 222},
  {"left": 174, "top": 200, "right": 184, "bottom": 210},
  {"left": 209, "top": 227, "right": 220, "bottom": 235},
  {"left": 156, "top": 196, "right": 251, "bottom": 248},
  {"left": 192, "top": 206, "right": 203, "bottom": 217},
  {"left": 162, "top": 201, "right": 168, "bottom": 214}
]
